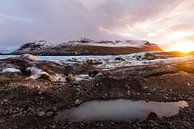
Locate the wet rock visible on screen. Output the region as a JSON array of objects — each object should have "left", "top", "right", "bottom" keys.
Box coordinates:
[
  {"left": 114, "top": 57, "right": 125, "bottom": 61},
  {"left": 26, "top": 67, "right": 56, "bottom": 81},
  {"left": 127, "top": 90, "right": 131, "bottom": 96},
  {"left": 0, "top": 58, "right": 29, "bottom": 74},
  {"left": 142, "top": 53, "right": 157, "bottom": 60},
  {"left": 66, "top": 74, "right": 76, "bottom": 82},
  {"left": 75, "top": 74, "right": 90, "bottom": 81},
  {"left": 34, "top": 60, "right": 71, "bottom": 75},
  {"left": 147, "top": 112, "right": 158, "bottom": 120},
  {"left": 0, "top": 63, "right": 17, "bottom": 71},
  {"left": 147, "top": 120, "right": 158, "bottom": 127},
  {"left": 26, "top": 67, "right": 42, "bottom": 80},
  {"left": 37, "top": 111, "right": 46, "bottom": 117},
  {"left": 46, "top": 111, "right": 54, "bottom": 117},
  {"left": 38, "top": 91, "right": 43, "bottom": 95},
  {"left": 143, "top": 86, "right": 148, "bottom": 90},
  {"left": 67, "top": 58, "right": 77, "bottom": 62},
  {"left": 40, "top": 72, "right": 55, "bottom": 82},
  {"left": 75, "top": 99, "right": 81, "bottom": 105},
  {"left": 89, "top": 70, "right": 99, "bottom": 77},
  {"left": 52, "top": 107, "right": 57, "bottom": 112},
  {"left": 85, "top": 59, "right": 102, "bottom": 65}
]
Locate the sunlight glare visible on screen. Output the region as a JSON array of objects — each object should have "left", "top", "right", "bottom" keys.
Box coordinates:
[{"left": 171, "top": 41, "right": 194, "bottom": 53}]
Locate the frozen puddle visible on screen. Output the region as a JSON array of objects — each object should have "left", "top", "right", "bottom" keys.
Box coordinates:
[{"left": 55, "top": 99, "right": 188, "bottom": 122}]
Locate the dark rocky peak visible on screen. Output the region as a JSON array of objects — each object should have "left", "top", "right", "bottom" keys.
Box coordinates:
[
  {"left": 18, "top": 40, "right": 48, "bottom": 51},
  {"left": 68, "top": 38, "right": 94, "bottom": 44},
  {"left": 96, "top": 41, "right": 115, "bottom": 44}
]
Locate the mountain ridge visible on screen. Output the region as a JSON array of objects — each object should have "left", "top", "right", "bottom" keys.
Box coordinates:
[{"left": 12, "top": 39, "right": 163, "bottom": 56}]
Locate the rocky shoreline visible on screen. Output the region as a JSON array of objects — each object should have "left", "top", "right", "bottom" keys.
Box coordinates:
[{"left": 0, "top": 53, "right": 194, "bottom": 129}]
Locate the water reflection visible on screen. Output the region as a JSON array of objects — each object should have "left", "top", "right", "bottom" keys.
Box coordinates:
[{"left": 55, "top": 99, "right": 188, "bottom": 122}]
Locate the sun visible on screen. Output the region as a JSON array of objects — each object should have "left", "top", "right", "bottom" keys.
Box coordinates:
[{"left": 171, "top": 41, "right": 194, "bottom": 53}]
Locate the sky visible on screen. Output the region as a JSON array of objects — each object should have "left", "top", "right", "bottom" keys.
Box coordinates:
[{"left": 0, "top": 0, "right": 194, "bottom": 51}]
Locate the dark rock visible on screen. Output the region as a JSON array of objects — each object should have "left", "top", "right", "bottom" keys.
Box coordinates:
[
  {"left": 114, "top": 57, "right": 126, "bottom": 61},
  {"left": 129, "top": 79, "right": 143, "bottom": 91},
  {"left": 66, "top": 74, "right": 76, "bottom": 82},
  {"left": 46, "top": 111, "right": 54, "bottom": 117},
  {"left": 39, "top": 72, "right": 55, "bottom": 82},
  {"left": 37, "top": 111, "right": 46, "bottom": 117},
  {"left": 143, "top": 53, "right": 157, "bottom": 60},
  {"left": 0, "top": 58, "right": 30, "bottom": 75},
  {"left": 74, "top": 99, "right": 81, "bottom": 105},
  {"left": 89, "top": 70, "right": 99, "bottom": 77},
  {"left": 85, "top": 59, "right": 102, "bottom": 65},
  {"left": 147, "top": 112, "right": 158, "bottom": 120}
]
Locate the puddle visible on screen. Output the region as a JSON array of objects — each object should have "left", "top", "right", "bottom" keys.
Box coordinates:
[{"left": 55, "top": 99, "right": 188, "bottom": 122}]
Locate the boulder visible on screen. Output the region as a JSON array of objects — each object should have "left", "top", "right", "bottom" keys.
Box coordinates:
[
  {"left": 89, "top": 70, "right": 99, "bottom": 77},
  {"left": 147, "top": 112, "right": 158, "bottom": 120},
  {"left": 114, "top": 57, "right": 126, "bottom": 61},
  {"left": 66, "top": 74, "right": 76, "bottom": 82},
  {"left": 0, "top": 58, "right": 29, "bottom": 74},
  {"left": 39, "top": 72, "right": 55, "bottom": 82}
]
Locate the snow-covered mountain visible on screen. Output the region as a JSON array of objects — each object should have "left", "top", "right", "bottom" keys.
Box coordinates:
[
  {"left": 12, "top": 39, "right": 163, "bottom": 56},
  {"left": 0, "top": 48, "right": 16, "bottom": 54}
]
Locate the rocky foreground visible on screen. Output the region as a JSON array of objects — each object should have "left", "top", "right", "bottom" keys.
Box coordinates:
[
  {"left": 0, "top": 53, "right": 194, "bottom": 129},
  {"left": 11, "top": 39, "right": 163, "bottom": 56}
]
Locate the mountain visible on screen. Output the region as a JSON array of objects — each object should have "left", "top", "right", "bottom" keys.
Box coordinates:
[
  {"left": 0, "top": 48, "right": 15, "bottom": 55},
  {"left": 12, "top": 39, "right": 163, "bottom": 56}
]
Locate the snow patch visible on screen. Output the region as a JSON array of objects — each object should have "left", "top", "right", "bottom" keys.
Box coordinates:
[
  {"left": 2, "top": 68, "right": 21, "bottom": 73},
  {"left": 75, "top": 74, "right": 91, "bottom": 81},
  {"left": 26, "top": 67, "right": 43, "bottom": 80},
  {"left": 26, "top": 67, "right": 66, "bottom": 82}
]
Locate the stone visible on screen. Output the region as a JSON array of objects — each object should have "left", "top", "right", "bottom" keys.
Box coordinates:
[
  {"left": 37, "top": 111, "right": 45, "bottom": 117},
  {"left": 114, "top": 57, "right": 125, "bottom": 61},
  {"left": 74, "top": 99, "right": 81, "bottom": 105},
  {"left": 147, "top": 112, "right": 158, "bottom": 120},
  {"left": 88, "top": 70, "right": 99, "bottom": 77},
  {"left": 46, "top": 111, "right": 54, "bottom": 117},
  {"left": 66, "top": 74, "right": 76, "bottom": 82},
  {"left": 52, "top": 107, "right": 57, "bottom": 112},
  {"left": 40, "top": 72, "right": 55, "bottom": 82}
]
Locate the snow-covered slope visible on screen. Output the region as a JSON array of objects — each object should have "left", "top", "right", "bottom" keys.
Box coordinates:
[
  {"left": 66, "top": 40, "right": 154, "bottom": 47},
  {"left": 0, "top": 48, "right": 16, "bottom": 54},
  {"left": 12, "top": 39, "right": 163, "bottom": 56}
]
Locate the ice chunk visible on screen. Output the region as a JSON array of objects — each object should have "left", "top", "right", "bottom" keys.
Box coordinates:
[{"left": 2, "top": 68, "right": 21, "bottom": 73}]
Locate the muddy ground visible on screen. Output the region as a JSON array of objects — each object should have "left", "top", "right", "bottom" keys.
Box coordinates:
[{"left": 0, "top": 70, "right": 194, "bottom": 129}]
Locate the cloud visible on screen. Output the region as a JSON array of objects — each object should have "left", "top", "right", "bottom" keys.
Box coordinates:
[
  {"left": 75, "top": 0, "right": 106, "bottom": 10},
  {"left": 0, "top": 0, "right": 194, "bottom": 50}
]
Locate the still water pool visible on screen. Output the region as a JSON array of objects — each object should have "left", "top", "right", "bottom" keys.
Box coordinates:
[{"left": 55, "top": 99, "right": 188, "bottom": 122}]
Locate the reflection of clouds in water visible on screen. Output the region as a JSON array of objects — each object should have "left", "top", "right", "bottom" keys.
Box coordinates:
[{"left": 55, "top": 99, "right": 188, "bottom": 122}]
